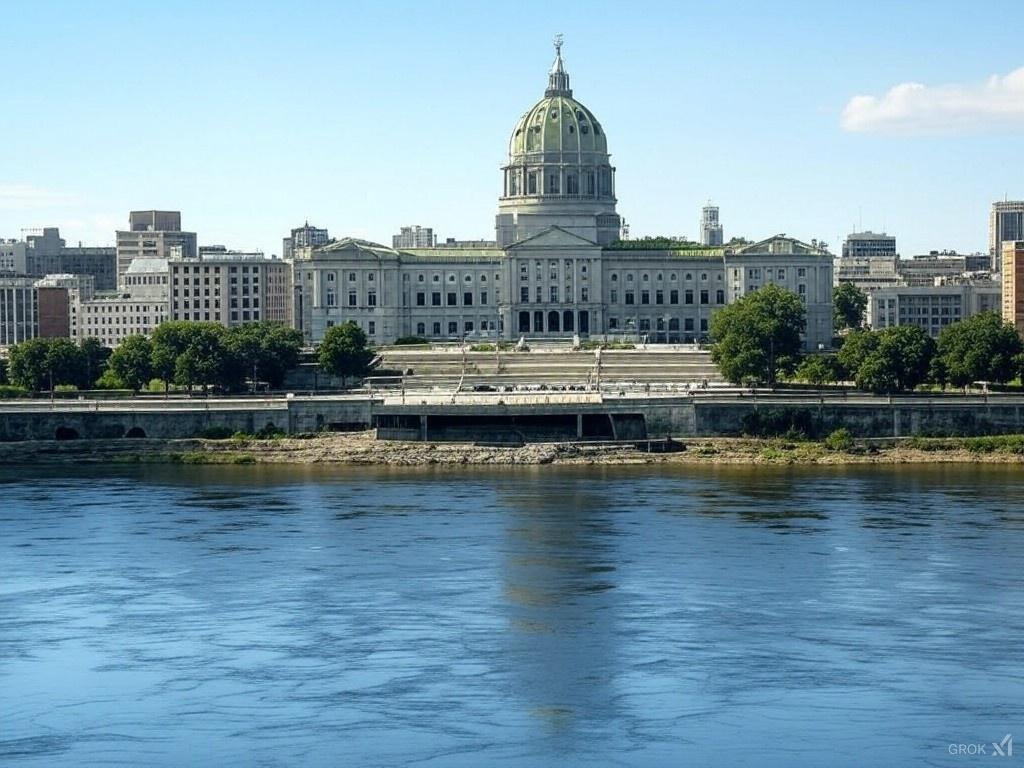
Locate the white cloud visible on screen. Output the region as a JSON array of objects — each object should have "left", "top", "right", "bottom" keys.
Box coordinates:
[
  {"left": 0, "top": 184, "right": 78, "bottom": 210},
  {"left": 841, "top": 67, "right": 1024, "bottom": 134}
]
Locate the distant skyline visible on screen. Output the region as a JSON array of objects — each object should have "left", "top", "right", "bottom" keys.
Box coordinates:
[{"left": 2, "top": 0, "right": 1023, "bottom": 257}]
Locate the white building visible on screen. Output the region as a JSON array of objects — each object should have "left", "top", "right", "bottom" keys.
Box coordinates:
[
  {"left": 170, "top": 249, "right": 291, "bottom": 327},
  {"left": 293, "top": 43, "right": 834, "bottom": 350},
  {"left": 867, "top": 281, "right": 1002, "bottom": 338},
  {"left": 78, "top": 258, "right": 169, "bottom": 347}
]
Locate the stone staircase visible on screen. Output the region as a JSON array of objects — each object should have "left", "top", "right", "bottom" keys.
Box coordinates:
[{"left": 376, "top": 347, "right": 723, "bottom": 389}]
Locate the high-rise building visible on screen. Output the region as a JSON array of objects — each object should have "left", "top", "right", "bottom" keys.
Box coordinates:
[
  {"left": 17, "top": 228, "right": 117, "bottom": 290},
  {"left": 991, "top": 201, "right": 1024, "bottom": 273},
  {"left": 700, "top": 203, "right": 723, "bottom": 246},
  {"left": 283, "top": 222, "right": 330, "bottom": 260},
  {"left": 1002, "top": 240, "right": 1024, "bottom": 337},
  {"left": 841, "top": 231, "right": 896, "bottom": 259},
  {"left": 393, "top": 226, "right": 436, "bottom": 249},
  {"left": 170, "top": 248, "right": 291, "bottom": 327},
  {"left": 0, "top": 240, "right": 27, "bottom": 275},
  {"left": 0, "top": 277, "right": 38, "bottom": 347},
  {"left": 116, "top": 210, "right": 197, "bottom": 278}
]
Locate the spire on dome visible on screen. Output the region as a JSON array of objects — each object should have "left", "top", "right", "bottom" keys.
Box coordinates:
[{"left": 545, "top": 34, "right": 572, "bottom": 97}]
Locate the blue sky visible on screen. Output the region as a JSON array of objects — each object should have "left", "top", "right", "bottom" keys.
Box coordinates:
[{"left": 2, "top": 0, "right": 1023, "bottom": 256}]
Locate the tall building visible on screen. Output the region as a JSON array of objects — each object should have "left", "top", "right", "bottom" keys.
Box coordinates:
[
  {"left": 1002, "top": 240, "right": 1024, "bottom": 337},
  {"left": 116, "top": 210, "right": 197, "bottom": 278},
  {"left": 292, "top": 41, "right": 834, "bottom": 350},
  {"left": 170, "top": 248, "right": 291, "bottom": 327},
  {"left": 0, "top": 240, "right": 27, "bottom": 275},
  {"left": 77, "top": 259, "right": 169, "bottom": 347},
  {"left": 0, "top": 277, "right": 38, "bottom": 347},
  {"left": 700, "top": 203, "right": 723, "bottom": 246},
  {"left": 495, "top": 39, "right": 620, "bottom": 247},
  {"left": 991, "top": 201, "right": 1024, "bottom": 272},
  {"left": 15, "top": 228, "right": 117, "bottom": 290},
  {"left": 283, "top": 222, "right": 329, "bottom": 260},
  {"left": 868, "top": 281, "right": 1002, "bottom": 338},
  {"left": 393, "top": 226, "right": 436, "bottom": 249},
  {"left": 841, "top": 231, "right": 896, "bottom": 259}
]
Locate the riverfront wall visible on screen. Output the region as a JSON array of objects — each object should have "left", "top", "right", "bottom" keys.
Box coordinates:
[{"left": 1, "top": 394, "right": 1023, "bottom": 442}]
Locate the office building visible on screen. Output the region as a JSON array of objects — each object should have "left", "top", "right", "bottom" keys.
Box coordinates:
[
  {"left": 393, "top": 226, "right": 436, "bottom": 249},
  {"left": 170, "top": 248, "right": 291, "bottom": 327},
  {"left": 990, "top": 201, "right": 1024, "bottom": 273},
  {"left": 283, "top": 222, "right": 330, "bottom": 260},
  {"left": 841, "top": 231, "right": 896, "bottom": 260},
  {"left": 700, "top": 203, "right": 723, "bottom": 246},
  {"left": 77, "top": 259, "right": 169, "bottom": 348},
  {"left": 869, "top": 281, "right": 1002, "bottom": 338},
  {"left": 116, "top": 210, "right": 197, "bottom": 277},
  {"left": 0, "top": 277, "right": 38, "bottom": 347},
  {"left": 1003, "top": 240, "right": 1024, "bottom": 337}
]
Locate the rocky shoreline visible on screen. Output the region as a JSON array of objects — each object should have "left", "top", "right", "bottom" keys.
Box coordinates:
[{"left": 2, "top": 430, "right": 1024, "bottom": 466}]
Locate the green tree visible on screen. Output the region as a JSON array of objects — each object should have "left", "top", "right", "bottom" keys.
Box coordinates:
[
  {"left": 78, "top": 337, "right": 112, "bottom": 389},
  {"left": 151, "top": 321, "right": 193, "bottom": 394},
  {"left": 934, "top": 312, "right": 1023, "bottom": 388},
  {"left": 226, "top": 322, "right": 303, "bottom": 391},
  {"left": 710, "top": 284, "right": 806, "bottom": 385},
  {"left": 318, "top": 321, "right": 374, "bottom": 384},
  {"left": 845, "top": 325, "right": 935, "bottom": 394},
  {"left": 107, "top": 335, "right": 153, "bottom": 393},
  {"left": 795, "top": 354, "right": 842, "bottom": 386},
  {"left": 836, "top": 329, "right": 877, "bottom": 379},
  {"left": 7, "top": 338, "right": 85, "bottom": 392},
  {"left": 171, "top": 323, "right": 229, "bottom": 392},
  {"left": 833, "top": 282, "right": 868, "bottom": 331}
]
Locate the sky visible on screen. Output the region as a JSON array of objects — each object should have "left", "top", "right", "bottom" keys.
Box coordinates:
[{"left": 2, "top": 0, "right": 1023, "bottom": 257}]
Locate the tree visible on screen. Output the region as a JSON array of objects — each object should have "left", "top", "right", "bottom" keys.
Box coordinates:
[
  {"left": 7, "top": 338, "right": 85, "bottom": 392},
  {"left": 171, "top": 323, "right": 229, "bottom": 392},
  {"left": 78, "top": 337, "right": 112, "bottom": 390},
  {"left": 833, "top": 282, "right": 868, "bottom": 331},
  {"left": 710, "top": 284, "right": 806, "bottom": 385},
  {"left": 151, "top": 321, "right": 193, "bottom": 394},
  {"left": 107, "top": 335, "right": 153, "bottom": 393},
  {"left": 795, "top": 354, "right": 842, "bottom": 386},
  {"left": 843, "top": 325, "right": 935, "bottom": 394},
  {"left": 934, "top": 312, "right": 1023, "bottom": 388},
  {"left": 225, "top": 322, "right": 303, "bottom": 391},
  {"left": 318, "top": 321, "right": 374, "bottom": 384}
]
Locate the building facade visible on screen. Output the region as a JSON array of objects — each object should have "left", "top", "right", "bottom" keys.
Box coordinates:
[
  {"left": 990, "top": 201, "right": 1024, "bottom": 272},
  {"left": 0, "top": 240, "right": 27, "bottom": 275},
  {"left": 35, "top": 274, "right": 95, "bottom": 340},
  {"left": 393, "top": 226, "right": 436, "bottom": 249},
  {"left": 283, "top": 222, "right": 330, "bottom": 260},
  {"left": 868, "top": 281, "right": 1002, "bottom": 338},
  {"left": 292, "top": 43, "right": 834, "bottom": 351},
  {"left": 700, "top": 203, "right": 723, "bottom": 246},
  {"left": 841, "top": 231, "right": 896, "bottom": 260},
  {"left": 170, "top": 249, "right": 291, "bottom": 327},
  {"left": 18, "top": 228, "right": 117, "bottom": 291},
  {"left": 0, "top": 277, "right": 38, "bottom": 347},
  {"left": 116, "top": 210, "right": 197, "bottom": 278},
  {"left": 1003, "top": 240, "right": 1024, "bottom": 337},
  {"left": 78, "top": 259, "right": 169, "bottom": 347}
]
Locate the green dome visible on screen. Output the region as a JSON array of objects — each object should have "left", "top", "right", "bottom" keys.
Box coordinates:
[{"left": 509, "top": 95, "right": 608, "bottom": 158}]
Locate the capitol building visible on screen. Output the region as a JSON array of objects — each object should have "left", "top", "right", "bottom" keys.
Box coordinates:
[{"left": 293, "top": 43, "right": 834, "bottom": 350}]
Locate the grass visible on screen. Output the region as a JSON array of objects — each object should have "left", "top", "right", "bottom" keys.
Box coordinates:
[{"left": 168, "top": 451, "right": 258, "bottom": 465}]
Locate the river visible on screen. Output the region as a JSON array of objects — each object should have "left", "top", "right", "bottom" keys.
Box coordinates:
[{"left": 2, "top": 463, "right": 1023, "bottom": 767}]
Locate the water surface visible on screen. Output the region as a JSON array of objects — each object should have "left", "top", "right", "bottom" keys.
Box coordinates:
[{"left": 2, "top": 463, "right": 1023, "bottom": 767}]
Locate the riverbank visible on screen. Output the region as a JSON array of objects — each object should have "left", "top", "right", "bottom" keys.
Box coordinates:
[{"left": 3, "top": 430, "right": 1024, "bottom": 466}]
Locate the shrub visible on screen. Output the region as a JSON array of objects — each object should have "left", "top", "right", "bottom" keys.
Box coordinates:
[
  {"left": 469, "top": 344, "right": 495, "bottom": 352},
  {"left": 53, "top": 384, "right": 79, "bottom": 393},
  {"left": 741, "top": 408, "right": 814, "bottom": 438},
  {"left": 824, "top": 428, "right": 854, "bottom": 452},
  {"left": 147, "top": 378, "right": 168, "bottom": 393},
  {"left": 0, "top": 384, "right": 29, "bottom": 399},
  {"left": 393, "top": 336, "right": 429, "bottom": 346},
  {"left": 199, "top": 426, "right": 234, "bottom": 440}
]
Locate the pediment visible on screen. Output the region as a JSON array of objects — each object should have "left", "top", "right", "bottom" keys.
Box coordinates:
[{"left": 507, "top": 226, "right": 599, "bottom": 250}]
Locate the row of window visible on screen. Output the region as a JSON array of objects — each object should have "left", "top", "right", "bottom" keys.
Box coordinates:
[
  {"left": 415, "top": 291, "right": 490, "bottom": 307},
  {"left": 607, "top": 317, "right": 709, "bottom": 333},
  {"left": 610, "top": 271, "right": 712, "bottom": 283},
  {"left": 609, "top": 288, "right": 724, "bottom": 306},
  {"left": 519, "top": 286, "right": 589, "bottom": 303}
]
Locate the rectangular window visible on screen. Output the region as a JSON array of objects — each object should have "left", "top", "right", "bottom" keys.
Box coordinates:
[
  {"left": 348, "top": 291, "right": 356, "bottom": 307},
  {"left": 464, "top": 321, "right": 474, "bottom": 333},
  {"left": 432, "top": 322, "right": 441, "bottom": 335},
  {"left": 550, "top": 286, "right": 559, "bottom": 303},
  {"left": 480, "top": 291, "right": 488, "bottom": 305},
  {"left": 521, "top": 286, "right": 529, "bottom": 302},
  {"left": 432, "top": 292, "right": 441, "bottom": 306},
  {"left": 368, "top": 321, "right": 375, "bottom": 335},
  {"left": 464, "top": 291, "right": 473, "bottom": 306},
  {"left": 716, "top": 289, "right": 725, "bottom": 304},
  {"left": 700, "top": 290, "right": 709, "bottom": 305},
  {"left": 416, "top": 322, "right": 425, "bottom": 335},
  {"left": 670, "top": 289, "right": 679, "bottom": 304},
  {"left": 625, "top": 291, "right": 635, "bottom": 305},
  {"left": 416, "top": 292, "right": 425, "bottom": 306},
  {"left": 448, "top": 321, "right": 458, "bottom": 335},
  {"left": 447, "top": 292, "right": 457, "bottom": 306},
  {"left": 685, "top": 290, "right": 694, "bottom": 305},
  {"left": 610, "top": 289, "right": 618, "bottom": 304},
  {"left": 581, "top": 287, "right": 588, "bottom": 302},
  {"left": 685, "top": 318, "right": 694, "bottom": 331},
  {"left": 536, "top": 286, "right": 542, "bottom": 303},
  {"left": 655, "top": 290, "right": 664, "bottom": 305},
  {"left": 608, "top": 317, "right": 618, "bottom": 330},
  {"left": 641, "top": 290, "right": 650, "bottom": 305},
  {"left": 367, "top": 291, "right": 377, "bottom": 307},
  {"left": 700, "top": 319, "right": 708, "bottom": 333}
]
